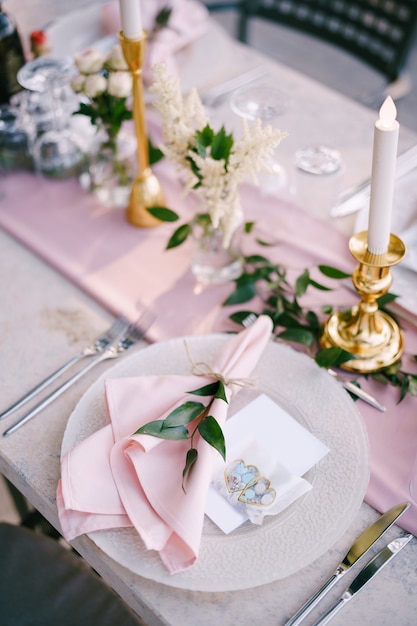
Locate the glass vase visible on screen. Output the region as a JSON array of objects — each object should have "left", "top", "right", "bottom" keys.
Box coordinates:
[
  {"left": 191, "top": 214, "right": 244, "bottom": 284},
  {"left": 83, "top": 128, "right": 136, "bottom": 209}
]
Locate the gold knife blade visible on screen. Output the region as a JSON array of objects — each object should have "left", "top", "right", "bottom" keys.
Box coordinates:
[{"left": 284, "top": 502, "right": 410, "bottom": 626}]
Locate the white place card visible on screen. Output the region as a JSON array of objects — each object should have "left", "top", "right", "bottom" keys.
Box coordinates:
[{"left": 205, "top": 393, "right": 330, "bottom": 533}]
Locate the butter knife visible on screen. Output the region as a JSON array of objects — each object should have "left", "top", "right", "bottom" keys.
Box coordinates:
[
  {"left": 327, "top": 369, "right": 386, "bottom": 412},
  {"left": 310, "top": 534, "right": 413, "bottom": 626},
  {"left": 284, "top": 502, "right": 410, "bottom": 626}
]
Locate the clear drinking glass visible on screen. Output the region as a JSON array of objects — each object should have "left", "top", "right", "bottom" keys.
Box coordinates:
[{"left": 17, "top": 57, "right": 84, "bottom": 178}]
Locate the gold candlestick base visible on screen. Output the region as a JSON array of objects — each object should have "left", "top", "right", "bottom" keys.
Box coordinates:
[
  {"left": 320, "top": 231, "right": 406, "bottom": 373},
  {"left": 127, "top": 168, "right": 165, "bottom": 227},
  {"left": 119, "top": 31, "right": 164, "bottom": 228}
]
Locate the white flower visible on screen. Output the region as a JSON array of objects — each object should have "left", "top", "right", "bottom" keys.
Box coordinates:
[
  {"left": 105, "top": 44, "right": 129, "bottom": 71},
  {"left": 70, "top": 74, "right": 85, "bottom": 93},
  {"left": 74, "top": 47, "right": 103, "bottom": 74},
  {"left": 150, "top": 63, "right": 288, "bottom": 247},
  {"left": 107, "top": 71, "right": 132, "bottom": 98},
  {"left": 84, "top": 73, "right": 107, "bottom": 98}
]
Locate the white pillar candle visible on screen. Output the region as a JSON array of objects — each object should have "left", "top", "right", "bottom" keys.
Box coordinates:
[
  {"left": 119, "top": 0, "right": 142, "bottom": 39},
  {"left": 367, "top": 95, "right": 399, "bottom": 255}
]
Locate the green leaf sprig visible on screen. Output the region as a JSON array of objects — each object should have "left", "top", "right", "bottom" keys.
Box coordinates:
[
  {"left": 226, "top": 255, "right": 417, "bottom": 402},
  {"left": 134, "top": 381, "right": 227, "bottom": 490},
  {"left": 144, "top": 125, "right": 236, "bottom": 243}
]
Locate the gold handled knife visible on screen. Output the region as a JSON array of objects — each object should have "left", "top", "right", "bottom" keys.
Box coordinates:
[
  {"left": 310, "top": 534, "right": 413, "bottom": 626},
  {"left": 284, "top": 502, "right": 410, "bottom": 626}
]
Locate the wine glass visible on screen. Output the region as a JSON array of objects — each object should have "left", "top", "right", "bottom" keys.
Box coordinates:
[
  {"left": 230, "top": 81, "right": 290, "bottom": 193},
  {"left": 17, "top": 56, "right": 85, "bottom": 178}
]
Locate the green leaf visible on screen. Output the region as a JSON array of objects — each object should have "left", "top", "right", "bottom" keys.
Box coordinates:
[
  {"left": 229, "top": 310, "right": 258, "bottom": 325},
  {"left": 255, "top": 238, "right": 275, "bottom": 246},
  {"left": 378, "top": 292, "right": 399, "bottom": 307},
  {"left": 399, "top": 374, "right": 409, "bottom": 403},
  {"left": 166, "top": 224, "right": 192, "bottom": 249},
  {"left": 308, "top": 279, "right": 333, "bottom": 291},
  {"left": 244, "top": 221, "right": 255, "bottom": 233},
  {"left": 195, "top": 125, "right": 215, "bottom": 151},
  {"left": 155, "top": 6, "right": 172, "bottom": 27},
  {"left": 198, "top": 416, "right": 226, "bottom": 460},
  {"left": 187, "top": 382, "right": 220, "bottom": 397},
  {"left": 409, "top": 375, "right": 417, "bottom": 396},
  {"left": 223, "top": 279, "right": 257, "bottom": 305},
  {"left": 318, "top": 265, "right": 351, "bottom": 279},
  {"left": 214, "top": 380, "right": 228, "bottom": 403},
  {"left": 295, "top": 270, "right": 310, "bottom": 297},
  {"left": 277, "top": 327, "right": 315, "bottom": 346},
  {"left": 210, "top": 126, "right": 233, "bottom": 162},
  {"left": 244, "top": 254, "right": 270, "bottom": 264},
  {"left": 321, "top": 304, "right": 334, "bottom": 315},
  {"left": 135, "top": 421, "right": 189, "bottom": 440},
  {"left": 182, "top": 447, "right": 198, "bottom": 491},
  {"left": 147, "top": 206, "right": 179, "bottom": 222},
  {"left": 148, "top": 139, "right": 164, "bottom": 165},
  {"left": 305, "top": 310, "right": 320, "bottom": 329},
  {"left": 315, "top": 347, "right": 353, "bottom": 368},
  {"left": 164, "top": 401, "right": 205, "bottom": 427}
]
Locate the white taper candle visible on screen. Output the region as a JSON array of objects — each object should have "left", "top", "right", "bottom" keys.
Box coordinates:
[
  {"left": 367, "top": 96, "right": 399, "bottom": 255},
  {"left": 119, "top": 0, "right": 142, "bottom": 39}
]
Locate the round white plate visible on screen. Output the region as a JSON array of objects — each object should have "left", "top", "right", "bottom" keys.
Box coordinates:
[{"left": 61, "top": 335, "right": 370, "bottom": 591}]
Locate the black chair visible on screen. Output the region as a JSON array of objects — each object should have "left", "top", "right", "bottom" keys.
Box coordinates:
[
  {"left": 0, "top": 522, "right": 145, "bottom": 626},
  {"left": 206, "top": 0, "right": 417, "bottom": 97}
]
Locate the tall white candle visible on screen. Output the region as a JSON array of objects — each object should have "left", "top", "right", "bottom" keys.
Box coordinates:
[
  {"left": 367, "top": 95, "right": 399, "bottom": 255},
  {"left": 119, "top": 0, "right": 142, "bottom": 39}
]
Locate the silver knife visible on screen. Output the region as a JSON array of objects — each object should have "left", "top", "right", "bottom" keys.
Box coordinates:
[
  {"left": 327, "top": 369, "right": 386, "bottom": 412},
  {"left": 310, "top": 534, "right": 413, "bottom": 626},
  {"left": 284, "top": 502, "right": 410, "bottom": 626},
  {"left": 331, "top": 143, "right": 417, "bottom": 218}
]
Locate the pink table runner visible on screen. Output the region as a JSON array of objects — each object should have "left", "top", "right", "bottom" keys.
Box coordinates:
[{"left": 1, "top": 160, "right": 417, "bottom": 537}]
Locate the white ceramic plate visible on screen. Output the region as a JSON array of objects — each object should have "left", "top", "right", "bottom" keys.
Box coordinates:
[{"left": 61, "top": 335, "right": 370, "bottom": 592}]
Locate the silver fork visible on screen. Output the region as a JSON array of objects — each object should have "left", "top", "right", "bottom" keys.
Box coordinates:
[
  {"left": 241, "top": 314, "right": 386, "bottom": 411},
  {"left": 0, "top": 316, "right": 130, "bottom": 421},
  {"left": 2, "top": 310, "right": 155, "bottom": 437}
]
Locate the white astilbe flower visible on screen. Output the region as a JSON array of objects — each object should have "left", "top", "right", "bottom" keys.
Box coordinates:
[
  {"left": 229, "top": 118, "right": 288, "bottom": 184},
  {"left": 149, "top": 63, "right": 288, "bottom": 247},
  {"left": 150, "top": 64, "right": 208, "bottom": 170}
]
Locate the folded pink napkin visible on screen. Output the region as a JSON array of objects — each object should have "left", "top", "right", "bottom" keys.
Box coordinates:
[
  {"left": 101, "top": 0, "right": 209, "bottom": 84},
  {"left": 57, "top": 315, "right": 272, "bottom": 573}
]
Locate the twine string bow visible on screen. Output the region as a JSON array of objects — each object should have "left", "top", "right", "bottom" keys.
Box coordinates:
[{"left": 184, "top": 340, "right": 257, "bottom": 393}]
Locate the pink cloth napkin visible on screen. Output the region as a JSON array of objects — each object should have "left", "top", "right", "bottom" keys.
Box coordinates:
[
  {"left": 57, "top": 315, "right": 273, "bottom": 573},
  {"left": 101, "top": 0, "right": 209, "bottom": 84}
]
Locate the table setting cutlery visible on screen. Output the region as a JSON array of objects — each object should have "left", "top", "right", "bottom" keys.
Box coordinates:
[
  {"left": 284, "top": 502, "right": 410, "bottom": 626},
  {"left": 331, "top": 143, "right": 417, "bottom": 218},
  {"left": 2, "top": 310, "right": 155, "bottom": 437},
  {"left": 310, "top": 533, "right": 413, "bottom": 626},
  {"left": 0, "top": 316, "right": 130, "bottom": 421}
]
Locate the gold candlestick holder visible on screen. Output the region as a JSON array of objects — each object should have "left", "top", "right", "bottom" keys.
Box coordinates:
[
  {"left": 320, "top": 230, "right": 406, "bottom": 373},
  {"left": 119, "top": 31, "right": 164, "bottom": 227}
]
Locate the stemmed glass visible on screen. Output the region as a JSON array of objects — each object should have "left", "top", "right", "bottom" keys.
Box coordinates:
[
  {"left": 230, "top": 81, "right": 290, "bottom": 193},
  {"left": 17, "top": 56, "right": 85, "bottom": 178}
]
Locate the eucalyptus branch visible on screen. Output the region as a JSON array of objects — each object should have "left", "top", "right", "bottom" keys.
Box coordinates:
[
  {"left": 134, "top": 381, "right": 227, "bottom": 491},
  {"left": 225, "top": 254, "right": 417, "bottom": 402}
]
